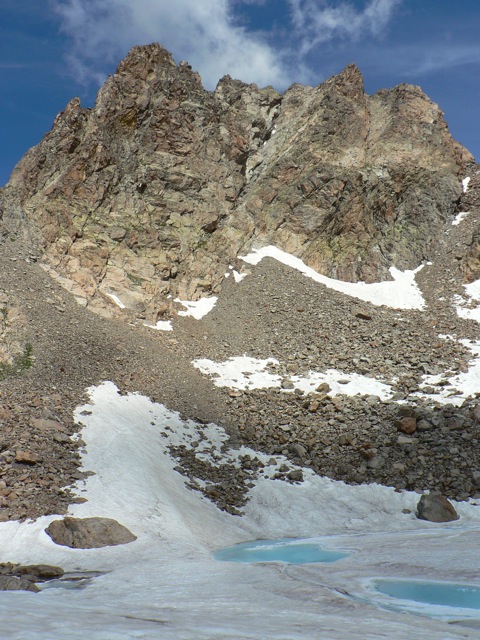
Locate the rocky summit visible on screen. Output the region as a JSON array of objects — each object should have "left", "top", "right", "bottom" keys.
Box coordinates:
[
  {"left": 0, "top": 43, "right": 480, "bottom": 523},
  {"left": 1, "top": 43, "right": 474, "bottom": 321}
]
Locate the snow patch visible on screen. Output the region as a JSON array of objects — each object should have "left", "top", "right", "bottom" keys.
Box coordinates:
[
  {"left": 144, "top": 320, "right": 173, "bottom": 331},
  {"left": 454, "top": 278, "right": 480, "bottom": 323},
  {"left": 291, "top": 369, "right": 394, "bottom": 400},
  {"left": 226, "top": 266, "right": 247, "bottom": 282},
  {"left": 414, "top": 338, "right": 480, "bottom": 406},
  {"left": 240, "top": 246, "right": 425, "bottom": 310},
  {"left": 193, "top": 356, "right": 281, "bottom": 390},
  {"left": 462, "top": 176, "right": 471, "bottom": 192},
  {"left": 465, "top": 278, "right": 480, "bottom": 301},
  {"left": 452, "top": 211, "right": 471, "bottom": 226},
  {"left": 175, "top": 296, "right": 217, "bottom": 319},
  {"left": 105, "top": 292, "right": 125, "bottom": 309},
  {"left": 193, "top": 356, "right": 394, "bottom": 399},
  {"left": 232, "top": 269, "right": 247, "bottom": 283}
]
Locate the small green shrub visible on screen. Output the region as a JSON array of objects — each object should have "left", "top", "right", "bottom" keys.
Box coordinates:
[{"left": 0, "top": 343, "right": 34, "bottom": 380}]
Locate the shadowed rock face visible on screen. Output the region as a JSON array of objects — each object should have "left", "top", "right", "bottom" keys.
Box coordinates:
[{"left": 0, "top": 44, "right": 474, "bottom": 322}]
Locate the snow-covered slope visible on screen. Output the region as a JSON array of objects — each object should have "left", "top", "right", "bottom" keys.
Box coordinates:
[{"left": 0, "top": 382, "right": 479, "bottom": 639}]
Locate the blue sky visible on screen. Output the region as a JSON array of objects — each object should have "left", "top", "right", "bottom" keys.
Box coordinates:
[{"left": 1, "top": 0, "right": 480, "bottom": 186}]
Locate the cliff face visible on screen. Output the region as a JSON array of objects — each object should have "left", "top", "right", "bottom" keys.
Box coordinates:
[{"left": 0, "top": 44, "right": 474, "bottom": 320}]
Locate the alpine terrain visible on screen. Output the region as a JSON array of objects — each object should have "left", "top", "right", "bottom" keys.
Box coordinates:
[{"left": 0, "top": 44, "right": 480, "bottom": 639}]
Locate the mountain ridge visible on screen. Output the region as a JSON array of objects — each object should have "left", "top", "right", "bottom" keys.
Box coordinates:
[
  {"left": 1, "top": 43, "right": 475, "bottom": 323},
  {"left": 0, "top": 43, "right": 480, "bottom": 522}
]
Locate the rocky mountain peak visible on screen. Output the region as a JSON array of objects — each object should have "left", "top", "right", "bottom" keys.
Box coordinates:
[
  {"left": 116, "top": 42, "right": 177, "bottom": 75},
  {"left": 369, "top": 82, "right": 473, "bottom": 171},
  {"left": 112, "top": 43, "right": 205, "bottom": 97},
  {"left": 0, "top": 43, "right": 476, "bottom": 321},
  {"left": 94, "top": 43, "right": 207, "bottom": 126},
  {"left": 324, "top": 62, "right": 365, "bottom": 99}
]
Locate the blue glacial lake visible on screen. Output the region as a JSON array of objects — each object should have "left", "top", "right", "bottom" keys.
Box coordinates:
[
  {"left": 374, "top": 579, "right": 480, "bottom": 610},
  {"left": 214, "top": 538, "right": 350, "bottom": 564}
]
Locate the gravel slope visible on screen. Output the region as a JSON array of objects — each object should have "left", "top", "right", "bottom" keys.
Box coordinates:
[{"left": 1, "top": 197, "right": 480, "bottom": 520}]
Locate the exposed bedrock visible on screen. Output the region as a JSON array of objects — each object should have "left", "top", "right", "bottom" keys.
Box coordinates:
[{"left": 0, "top": 44, "right": 475, "bottom": 322}]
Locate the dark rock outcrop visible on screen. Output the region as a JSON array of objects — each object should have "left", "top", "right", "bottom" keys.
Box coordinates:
[
  {"left": 45, "top": 516, "right": 137, "bottom": 548},
  {"left": 0, "top": 43, "right": 474, "bottom": 323}
]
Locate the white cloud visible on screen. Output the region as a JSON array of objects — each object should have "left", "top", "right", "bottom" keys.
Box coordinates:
[
  {"left": 411, "top": 45, "right": 480, "bottom": 75},
  {"left": 358, "top": 42, "right": 480, "bottom": 79},
  {"left": 52, "top": 0, "right": 401, "bottom": 91},
  {"left": 52, "top": 0, "right": 292, "bottom": 89},
  {"left": 287, "top": 0, "right": 402, "bottom": 56}
]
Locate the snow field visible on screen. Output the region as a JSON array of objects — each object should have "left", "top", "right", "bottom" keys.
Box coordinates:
[
  {"left": 4, "top": 243, "right": 479, "bottom": 637},
  {"left": 0, "top": 382, "right": 478, "bottom": 638},
  {"left": 239, "top": 246, "right": 425, "bottom": 310}
]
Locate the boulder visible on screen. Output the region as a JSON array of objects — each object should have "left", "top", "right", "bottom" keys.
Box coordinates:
[
  {"left": 472, "top": 470, "right": 480, "bottom": 488},
  {"left": 30, "top": 418, "right": 66, "bottom": 433},
  {"left": 395, "top": 416, "right": 417, "bottom": 435},
  {"left": 16, "top": 565, "right": 64, "bottom": 581},
  {"left": 15, "top": 450, "right": 39, "bottom": 464},
  {"left": 45, "top": 517, "right": 137, "bottom": 549},
  {"left": 0, "top": 576, "right": 39, "bottom": 592},
  {"left": 287, "top": 469, "right": 304, "bottom": 482},
  {"left": 395, "top": 407, "right": 417, "bottom": 434},
  {"left": 416, "top": 494, "right": 459, "bottom": 522}
]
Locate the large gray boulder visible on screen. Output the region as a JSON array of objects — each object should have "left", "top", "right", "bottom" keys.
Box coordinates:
[
  {"left": 416, "top": 494, "right": 459, "bottom": 522},
  {"left": 45, "top": 517, "right": 137, "bottom": 549}
]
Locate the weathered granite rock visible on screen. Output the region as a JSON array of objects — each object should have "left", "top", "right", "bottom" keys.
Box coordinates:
[
  {"left": 15, "top": 450, "right": 39, "bottom": 464},
  {"left": 416, "top": 494, "right": 459, "bottom": 522},
  {"left": 16, "top": 564, "right": 64, "bottom": 581},
  {"left": 0, "top": 44, "right": 474, "bottom": 323},
  {"left": 0, "top": 563, "right": 64, "bottom": 583},
  {"left": 45, "top": 517, "right": 137, "bottom": 548},
  {"left": 0, "top": 575, "right": 39, "bottom": 592},
  {"left": 30, "top": 418, "right": 66, "bottom": 433},
  {"left": 395, "top": 416, "right": 417, "bottom": 435}
]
